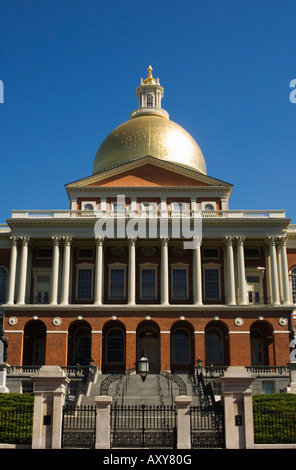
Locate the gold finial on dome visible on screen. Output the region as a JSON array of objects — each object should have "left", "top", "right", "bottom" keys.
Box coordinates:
[{"left": 144, "top": 65, "right": 156, "bottom": 84}]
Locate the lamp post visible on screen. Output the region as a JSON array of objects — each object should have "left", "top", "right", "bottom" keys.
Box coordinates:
[{"left": 138, "top": 352, "right": 149, "bottom": 382}]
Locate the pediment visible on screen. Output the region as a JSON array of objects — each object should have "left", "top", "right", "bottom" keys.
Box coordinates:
[{"left": 66, "top": 156, "right": 232, "bottom": 191}]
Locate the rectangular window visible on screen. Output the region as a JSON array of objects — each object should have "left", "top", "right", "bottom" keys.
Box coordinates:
[
  {"left": 203, "top": 248, "right": 219, "bottom": 259},
  {"left": 141, "top": 268, "right": 156, "bottom": 299},
  {"left": 77, "top": 269, "right": 92, "bottom": 299},
  {"left": 78, "top": 248, "right": 94, "bottom": 259},
  {"left": 204, "top": 269, "right": 220, "bottom": 300},
  {"left": 172, "top": 268, "right": 187, "bottom": 299},
  {"left": 244, "top": 248, "right": 260, "bottom": 258},
  {"left": 37, "top": 248, "right": 52, "bottom": 258},
  {"left": 110, "top": 268, "right": 125, "bottom": 300}
]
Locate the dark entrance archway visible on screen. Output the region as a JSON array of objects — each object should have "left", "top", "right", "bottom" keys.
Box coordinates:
[{"left": 136, "top": 321, "right": 160, "bottom": 372}]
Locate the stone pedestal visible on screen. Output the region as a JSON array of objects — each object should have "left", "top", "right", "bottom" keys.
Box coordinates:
[
  {"left": 31, "top": 365, "right": 69, "bottom": 449},
  {"left": 220, "top": 367, "right": 255, "bottom": 449},
  {"left": 175, "top": 396, "right": 192, "bottom": 449},
  {"left": 95, "top": 395, "right": 112, "bottom": 449},
  {"left": 0, "top": 363, "right": 9, "bottom": 393},
  {"left": 287, "top": 362, "right": 296, "bottom": 393}
]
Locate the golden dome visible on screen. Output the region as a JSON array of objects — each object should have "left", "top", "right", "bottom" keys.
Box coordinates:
[
  {"left": 92, "top": 114, "right": 207, "bottom": 175},
  {"left": 92, "top": 67, "right": 207, "bottom": 176}
]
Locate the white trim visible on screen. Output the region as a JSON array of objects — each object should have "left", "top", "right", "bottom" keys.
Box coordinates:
[{"left": 203, "top": 263, "right": 221, "bottom": 301}]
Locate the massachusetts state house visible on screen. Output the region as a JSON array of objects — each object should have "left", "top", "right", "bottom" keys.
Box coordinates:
[{"left": 1, "top": 67, "right": 296, "bottom": 393}]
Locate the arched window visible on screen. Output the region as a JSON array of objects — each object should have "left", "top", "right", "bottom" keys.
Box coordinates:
[
  {"left": 74, "top": 327, "right": 92, "bottom": 365},
  {"left": 0, "top": 267, "right": 8, "bottom": 304},
  {"left": 106, "top": 329, "right": 124, "bottom": 363},
  {"left": 172, "top": 329, "right": 190, "bottom": 363},
  {"left": 291, "top": 267, "right": 296, "bottom": 304},
  {"left": 147, "top": 94, "right": 153, "bottom": 107},
  {"left": 205, "top": 328, "right": 223, "bottom": 364}
]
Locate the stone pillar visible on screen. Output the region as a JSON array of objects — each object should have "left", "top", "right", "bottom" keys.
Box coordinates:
[
  {"left": 220, "top": 367, "right": 255, "bottom": 449},
  {"left": 175, "top": 396, "right": 192, "bottom": 449},
  {"left": 226, "top": 237, "right": 236, "bottom": 305},
  {"left": 268, "top": 237, "right": 280, "bottom": 306},
  {"left": 192, "top": 237, "right": 203, "bottom": 305},
  {"left": 50, "top": 237, "right": 60, "bottom": 305},
  {"left": 0, "top": 363, "right": 9, "bottom": 393},
  {"left": 6, "top": 237, "right": 18, "bottom": 305},
  {"left": 31, "top": 365, "right": 69, "bottom": 449},
  {"left": 237, "top": 237, "right": 247, "bottom": 305},
  {"left": 60, "top": 237, "right": 72, "bottom": 305},
  {"left": 94, "top": 237, "right": 104, "bottom": 305},
  {"left": 17, "top": 237, "right": 30, "bottom": 305},
  {"left": 287, "top": 362, "right": 296, "bottom": 393},
  {"left": 128, "top": 238, "right": 136, "bottom": 305},
  {"left": 161, "top": 238, "right": 169, "bottom": 305},
  {"left": 279, "top": 237, "right": 290, "bottom": 305},
  {"left": 95, "top": 396, "right": 112, "bottom": 449}
]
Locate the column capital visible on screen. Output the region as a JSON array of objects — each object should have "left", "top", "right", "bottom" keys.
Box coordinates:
[
  {"left": 95, "top": 237, "right": 105, "bottom": 246},
  {"left": 19, "top": 236, "right": 30, "bottom": 246},
  {"left": 160, "top": 237, "right": 170, "bottom": 246},
  {"left": 9, "top": 236, "right": 18, "bottom": 246},
  {"left": 128, "top": 237, "right": 137, "bottom": 246},
  {"left": 225, "top": 236, "right": 235, "bottom": 245},
  {"left": 236, "top": 236, "right": 245, "bottom": 245},
  {"left": 278, "top": 236, "right": 287, "bottom": 246},
  {"left": 268, "top": 236, "right": 277, "bottom": 245},
  {"left": 62, "top": 236, "right": 72, "bottom": 246},
  {"left": 192, "top": 235, "right": 202, "bottom": 247},
  {"left": 52, "top": 236, "right": 61, "bottom": 246}
]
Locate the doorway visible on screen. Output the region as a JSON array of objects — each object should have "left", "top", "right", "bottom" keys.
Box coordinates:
[{"left": 137, "top": 326, "right": 160, "bottom": 372}]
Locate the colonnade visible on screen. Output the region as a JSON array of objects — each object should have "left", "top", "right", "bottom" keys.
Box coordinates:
[{"left": 5, "top": 235, "right": 291, "bottom": 306}]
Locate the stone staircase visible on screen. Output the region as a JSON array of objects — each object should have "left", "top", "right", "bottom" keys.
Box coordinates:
[{"left": 79, "top": 372, "right": 200, "bottom": 406}]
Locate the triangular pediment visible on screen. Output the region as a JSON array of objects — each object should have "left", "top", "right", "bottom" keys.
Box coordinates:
[{"left": 66, "top": 156, "right": 232, "bottom": 191}]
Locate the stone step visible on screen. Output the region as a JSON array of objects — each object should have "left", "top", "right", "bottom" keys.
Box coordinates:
[{"left": 79, "top": 372, "right": 200, "bottom": 407}]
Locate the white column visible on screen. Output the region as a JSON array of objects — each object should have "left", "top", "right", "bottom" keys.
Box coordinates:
[
  {"left": 17, "top": 236, "right": 30, "bottom": 305},
  {"left": 128, "top": 238, "right": 136, "bottom": 305},
  {"left": 269, "top": 237, "right": 280, "bottom": 306},
  {"left": 279, "top": 237, "right": 290, "bottom": 305},
  {"left": 193, "top": 237, "right": 202, "bottom": 305},
  {"left": 237, "top": 237, "right": 247, "bottom": 305},
  {"left": 94, "top": 238, "right": 104, "bottom": 305},
  {"left": 161, "top": 238, "right": 169, "bottom": 305},
  {"left": 226, "top": 237, "right": 236, "bottom": 305},
  {"left": 50, "top": 237, "right": 60, "bottom": 305},
  {"left": 60, "top": 237, "right": 72, "bottom": 305},
  {"left": 6, "top": 237, "right": 18, "bottom": 305}
]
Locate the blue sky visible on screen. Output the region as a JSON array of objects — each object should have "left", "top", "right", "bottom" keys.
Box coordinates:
[{"left": 1, "top": 0, "right": 296, "bottom": 223}]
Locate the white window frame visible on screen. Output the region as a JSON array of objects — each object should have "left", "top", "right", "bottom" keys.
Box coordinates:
[
  {"left": 289, "top": 266, "right": 296, "bottom": 304},
  {"left": 81, "top": 201, "right": 96, "bottom": 211},
  {"left": 76, "top": 262, "right": 94, "bottom": 301},
  {"left": 171, "top": 263, "right": 189, "bottom": 300},
  {"left": 0, "top": 266, "right": 8, "bottom": 304},
  {"left": 170, "top": 202, "right": 190, "bottom": 218},
  {"left": 108, "top": 263, "right": 127, "bottom": 300},
  {"left": 245, "top": 267, "right": 265, "bottom": 305},
  {"left": 203, "top": 262, "right": 221, "bottom": 301},
  {"left": 32, "top": 269, "right": 52, "bottom": 304},
  {"left": 140, "top": 262, "right": 158, "bottom": 300}
]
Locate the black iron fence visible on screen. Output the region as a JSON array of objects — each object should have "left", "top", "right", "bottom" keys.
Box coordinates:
[
  {"left": 61, "top": 404, "right": 97, "bottom": 448},
  {"left": 111, "top": 404, "right": 177, "bottom": 448},
  {"left": 190, "top": 404, "right": 225, "bottom": 448},
  {"left": 253, "top": 405, "right": 296, "bottom": 444},
  {"left": 0, "top": 405, "right": 33, "bottom": 445}
]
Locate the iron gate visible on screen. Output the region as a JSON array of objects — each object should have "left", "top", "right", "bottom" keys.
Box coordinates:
[
  {"left": 190, "top": 404, "right": 225, "bottom": 448},
  {"left": 61, "top": 405, "right": 96, "bottom": 448},
  {"left": 111, "top": 404, "right": 177, "bottom": 448}
]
